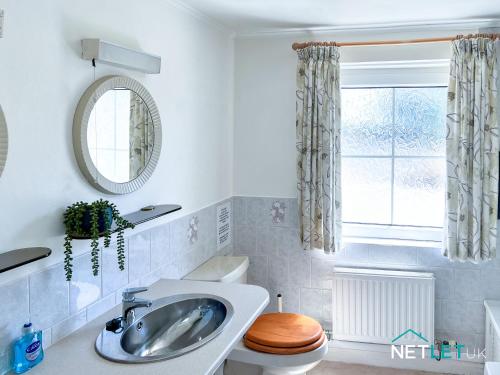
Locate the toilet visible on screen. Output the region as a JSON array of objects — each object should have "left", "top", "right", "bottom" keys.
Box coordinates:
[{"left": 184, "top": 256, "right": 328, "bottom": 375}]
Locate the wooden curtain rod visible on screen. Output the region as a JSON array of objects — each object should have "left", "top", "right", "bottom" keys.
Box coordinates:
[{"left": 291, "top": 33, "right": 500, "bottom": 50}]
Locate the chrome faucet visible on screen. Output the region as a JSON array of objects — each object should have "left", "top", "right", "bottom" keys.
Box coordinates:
[{"left": 122, "top": 287, "right": 152, "bottom": 329}]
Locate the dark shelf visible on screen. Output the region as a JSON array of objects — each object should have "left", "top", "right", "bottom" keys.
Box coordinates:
[
  {"left": 70, "top": 204, "right": 182, "bottom": 240},
  {"left": 0, "top": 247, "right": 52, "bottom": 273}
]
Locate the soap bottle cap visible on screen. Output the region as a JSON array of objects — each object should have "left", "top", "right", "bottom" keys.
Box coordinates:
[{"left": 22, "top": 322, "right": 34, "bottom": 334}]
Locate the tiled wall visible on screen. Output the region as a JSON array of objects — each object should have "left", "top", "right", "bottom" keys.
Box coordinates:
[
  {"left": 233, "top": 195, "right": 498, "bottom": 350},
  {"left": 0, "top": 199, "right": 232, "bottom": 374},
  {"left": 1, "top": 194, "right": 495, "bottom": 373}
]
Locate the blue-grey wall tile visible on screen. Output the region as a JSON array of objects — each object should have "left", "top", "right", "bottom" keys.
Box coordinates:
[
  {"left": 300, "top": 288, "right": 324, "bottom": 322},
  {"left": 416, "top": 247, "right": 450, "bottom": 267},
  {"left": 435, "top": 299, "right": 446, "bottom": 331},
  {"left": 198, "top": 205, "right": 216, "bottom": 244},
  {"left": 247, "top": 255, "right": 268, "bottom": 288},
  {"left": 0, "top": 277, "right": 30, "bottom": 372},
  {"left": 268, "top": 255, "right": 288, "bottom": 289},
  {"left": 322, "top": 289, "right": 333, "bottom": 326},
  {"left": 268, "top": 285, "right": 300, "bottom": 313},
  {"left": 269, "top": 199, "right": 289, "bottom": 227},
  {"left": 275, "top": 227, "right": 302, "bottom": 257},
  {"left": 160, "top": 262, "right": 184, "bottom": 280},
  {"left": 51, "top": 310, "right": 87, "bottom": 344},
  {"left": 480, "top": 268, "right": 500, "bottom": 300},
  {"left": 232, "top": 196, "right": 247, "bottom": 225},
  {"left": 170, "top": 215, "right": 190, "bottom": 255},
  {"left": 431, "top": 268, "right": 454, "bottom": 300},
  {"left": 435, "top": 329, "right": 475, "bottom": 349},
  {"left": 42, "top": 328, "right": 52, "bottom": 350},
  {"left": 102, "top": 242, "right": 129, "bottom": 296},
  {"left": 30, "top": 265, "right": 69, "bottom": 330},
  {"left": 246, "top": 197, "right": 267, "bottom": 226},
  {"left": 150, "top": 224, "right": 170, "bottom": 268},
  {"left": 289, "top": 253, "right": 311, "bottom": 288},
  {"left": 256, "top": 225, "right": 276, "bottom": 255},
  {"left": 445, "top": 300, "right": 484, "bottom": 334},
  {"left": 140, "top": 268, "right": 163, "bottom": 286},
  {"left": 129, "top": 232, "right": 151, "bottom": 282},
  {"left": 285, "top": 198, "right": 299, "bottom": 229},
  {"left": 311, "top": 257, "right": 335, "bottom": 289},
  {"left": 454, "top": 269, "right": 481, "bottom": 302},
  {"left": 86, "top": 293, "right": 116, "bottom": 322},
  {"left": 234, "top": 224, "right": 256, "bottom": 254},
  {"left": 69, "top": 252, "right": 101, "bottom": 314}
]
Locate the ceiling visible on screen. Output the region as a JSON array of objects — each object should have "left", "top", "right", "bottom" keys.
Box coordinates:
[{"left": 179, "top": 0, "right": 500, "bottom": 33}]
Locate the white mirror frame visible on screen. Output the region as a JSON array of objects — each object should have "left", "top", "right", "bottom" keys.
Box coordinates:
[
  {"left": 73, "top": 75, "right": 162, "bottom": 194},
  {"left": 0, "top": 105, "right": 7, "bottom": 177}
]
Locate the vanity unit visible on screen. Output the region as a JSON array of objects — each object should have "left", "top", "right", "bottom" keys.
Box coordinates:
[
  {"left": 485, "top": 301, "right": 500, "bottom": 374},
  {"left": 33, "top": 279, "right": 269, "bottom": 375}
]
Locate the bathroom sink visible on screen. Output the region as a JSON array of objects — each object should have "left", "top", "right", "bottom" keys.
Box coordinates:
[{"left": 95, "top": 293, "right": 234, "bottom": 363}]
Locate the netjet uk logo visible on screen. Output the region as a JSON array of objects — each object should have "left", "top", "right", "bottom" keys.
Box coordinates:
[{"left": 390, "top": 329, "right": 486, "bottom": 360}]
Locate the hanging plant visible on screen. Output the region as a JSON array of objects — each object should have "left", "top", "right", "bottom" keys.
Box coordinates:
[{"left": 63, "top": 199, "right": 134, "bottom": 281}]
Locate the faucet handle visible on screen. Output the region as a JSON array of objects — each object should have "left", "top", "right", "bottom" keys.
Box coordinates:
[{"left": 122, "top": 287, "right": 148, "bottom": 301}]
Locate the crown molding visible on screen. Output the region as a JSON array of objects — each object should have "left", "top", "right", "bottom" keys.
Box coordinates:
[
  {"left": 164, "top": 0, "right": 235, "bottom": 36},
  {"left": 235, "top": 18, "right": 500, "bottom": 38}
]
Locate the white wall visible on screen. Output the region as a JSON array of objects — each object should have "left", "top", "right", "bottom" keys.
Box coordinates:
[
  {"left": 233, "top": 24, "right": 493, "bottom": 197},
  {"left": 0, "top": 0, "right": 234, "bottom": 283}
]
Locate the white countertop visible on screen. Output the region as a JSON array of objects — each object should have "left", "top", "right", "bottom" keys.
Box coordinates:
[
  {"left": 32, "top": 279, "right": 269, "bottom": 375},
  {"left": 486, "top": 362, "right": 500, "bottom": 374}
]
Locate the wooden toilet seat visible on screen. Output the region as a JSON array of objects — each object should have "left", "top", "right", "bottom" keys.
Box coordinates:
[{"left": 244, "top": 313, "right": 325, "bottom": 355}]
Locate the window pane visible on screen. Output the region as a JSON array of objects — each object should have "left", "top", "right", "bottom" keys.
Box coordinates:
[
  {"left": 342, "top": 158, "right": 392, "bottom": 224},
  {"left": 393, "top": 158, "right": 445, "bottom": 227},
  {"left": 341, "top": 88, "right": 393, "bottom": 156},
  {"left": 394, "top": 87, "right": 447, "bottom": 156}
]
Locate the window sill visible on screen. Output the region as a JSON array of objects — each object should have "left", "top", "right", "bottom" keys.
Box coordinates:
[
  {"left": 342, "top": 223, "right": 443, "bottom": 249},
  {"left": 343, "top": 236, "right": 442, "bottom": 249}
]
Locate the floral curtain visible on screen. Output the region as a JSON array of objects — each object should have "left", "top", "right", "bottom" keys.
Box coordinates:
[
  {"left": 129, "top": 92, "right": 153, "bottom": 179},
  {"left": 296, "top": 45, "right": 342, "bottom": 253},
  {"left": 445, "top": 37, "right": 499, "bottom": 262}
]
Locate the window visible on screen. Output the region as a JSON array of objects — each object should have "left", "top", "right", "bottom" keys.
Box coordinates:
[{"left": 341, "top": 86, "right": 447, "bottom": 243}]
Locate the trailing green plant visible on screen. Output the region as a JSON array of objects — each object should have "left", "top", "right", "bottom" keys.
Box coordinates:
[{"left": 63, "top": 199, "right": 134, "bottom": 281}]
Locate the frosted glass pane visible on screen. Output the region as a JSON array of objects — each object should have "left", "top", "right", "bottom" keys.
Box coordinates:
[
  {"left": 115, "top": 90, "right": 131, "bottom": 150},
  {"left": 89, "top": 90, "right": 116, "bottom": 149},
  {"left": 341, "top": 88, "right": 393, "bottom": 156},
  {"left": 393, "top": 158, "right": 445, "bottom": 227},
  {"left": 394, "top": 87, "right": 447, "bottom": 156},
  {"left": 342, "top": 158, "right": 392, "bottom": 224},
  {"left": 114, "top": 150, "right": 130, "bottom": 183}
]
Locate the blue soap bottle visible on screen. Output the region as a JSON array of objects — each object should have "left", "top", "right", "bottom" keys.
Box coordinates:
[{"left": 12, "top": 323, "right": 44, "bottom": 374}]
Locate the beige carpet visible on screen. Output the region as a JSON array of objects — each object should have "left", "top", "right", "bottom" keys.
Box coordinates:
[{"left": 308, "top": 361, "right": 449, "bottom": 375}]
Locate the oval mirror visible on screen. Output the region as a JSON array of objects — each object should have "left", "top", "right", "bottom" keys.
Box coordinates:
[
  {"left": 73, "top": 76, "right": 161, "bottom": 194},
  {"left": 0, "top": 105, "right": 7, "bottom": 178}
]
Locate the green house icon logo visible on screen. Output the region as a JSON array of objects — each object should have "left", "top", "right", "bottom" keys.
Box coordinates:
[{"left": 391, "top": 329, "right": 428, "bottom": 343}]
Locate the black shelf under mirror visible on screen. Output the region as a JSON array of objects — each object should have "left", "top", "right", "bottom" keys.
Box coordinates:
[
  {"left": 0, "top": 247, "right": 52, "bottom": 273},
  {"left": 70, "top": 204, "right": 182, "bottom": 240}
]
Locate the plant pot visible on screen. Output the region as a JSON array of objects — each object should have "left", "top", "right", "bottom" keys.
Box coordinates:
[{"left": 81, "top": 206, "right": 113, "bottom": 235}]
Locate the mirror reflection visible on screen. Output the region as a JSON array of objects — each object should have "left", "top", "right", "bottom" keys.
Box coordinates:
[
  {"left": 0, "top": 105, "right": 7, "bottom": 178},
  {"left": 87, "top": 89, "right": 154, "bottom": 183}
]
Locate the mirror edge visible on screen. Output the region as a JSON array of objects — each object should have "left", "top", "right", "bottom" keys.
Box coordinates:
[
  {"left": 0, "top": 105, "right": 7, "bottom": 178},
  {"left": 73, "top": 75, "right": 162, "bottom": 195}
]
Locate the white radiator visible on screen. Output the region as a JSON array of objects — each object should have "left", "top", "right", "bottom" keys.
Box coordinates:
[{"left": 332, "top": 268, "right": 435, "bottom": 345}]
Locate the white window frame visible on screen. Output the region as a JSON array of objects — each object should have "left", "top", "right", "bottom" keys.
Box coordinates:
[{"left": 340, "top": 59, "right": 449, "bottom": 247}]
